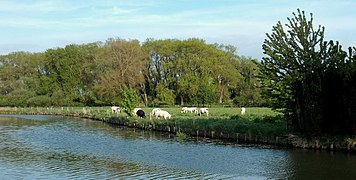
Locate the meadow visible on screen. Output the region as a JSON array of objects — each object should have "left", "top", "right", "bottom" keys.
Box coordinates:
[{"left": 0, "top": 106, "right": 289, "bottom": 139}]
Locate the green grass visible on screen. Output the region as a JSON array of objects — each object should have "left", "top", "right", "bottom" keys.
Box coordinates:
[
  {"left": 138, "top": 107, "right": 281, "bottom": 121},
  {"left": 0, "top": 106, "right": 288, "bottom": 137}
]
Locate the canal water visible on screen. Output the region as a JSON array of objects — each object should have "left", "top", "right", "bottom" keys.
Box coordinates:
[{"left": 0, "top": 115, "right": 355, "bottom": 179}]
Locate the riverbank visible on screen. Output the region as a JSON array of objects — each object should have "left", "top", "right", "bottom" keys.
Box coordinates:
[{"left": 0, "top": 106, "right": 355, "bottom": 152}]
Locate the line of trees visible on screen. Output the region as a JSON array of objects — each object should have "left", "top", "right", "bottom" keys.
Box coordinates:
[
  {"left": 1, "top": 9, "right": 355, "bottom": 136},
  {"left": 0, "top": 38, "right": 265, "bottom": 107},
  {"left": 260, "top": 9, "right": 356, "bottom": 135}
]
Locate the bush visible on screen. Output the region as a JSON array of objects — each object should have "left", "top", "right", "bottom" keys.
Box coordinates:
[
  {"left": 26, "top": 96, "right": 52, "bottom": 106},
  {"left": 155, "top": 83, "right": 175, "bottom": 106},
  {"left": 0, "top": 90, "right": 35, "bottom": 107},
  {"left": 51, "top": 90, "right": 72, "bottom": 106},
  {"left": 81, "top": 91, "right": 97, "bottom": 106},
  {"left": 120, "top": 86, "right": 139, "bottom": 116}
]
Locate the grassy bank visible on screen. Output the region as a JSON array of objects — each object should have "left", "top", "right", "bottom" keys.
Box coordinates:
[
  {"left": 0, "top": 106, "right": 291, "bottom": 146},
  {"left": 1, "top": 106, "right": 355, "bottom": 151},
  {"left": 0, "top": 106, "right": 287, "bottom": 137}
]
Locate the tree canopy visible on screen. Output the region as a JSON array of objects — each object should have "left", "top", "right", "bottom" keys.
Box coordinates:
[{"left": 0, "top": 38, "right": 263, "bottom": 108}]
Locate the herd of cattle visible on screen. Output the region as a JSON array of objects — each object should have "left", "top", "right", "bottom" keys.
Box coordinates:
[{"left": 111, "top": 106, "right": 246, "bottom": 119}]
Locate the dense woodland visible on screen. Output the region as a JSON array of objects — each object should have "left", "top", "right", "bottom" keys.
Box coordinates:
[{"left": 0, "top": 38, "right": 264, "bottom": 108}]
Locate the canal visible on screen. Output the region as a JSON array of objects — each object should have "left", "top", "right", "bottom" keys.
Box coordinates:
[{"left": 0, "top": 115, "right": 355, "bottom": 179}]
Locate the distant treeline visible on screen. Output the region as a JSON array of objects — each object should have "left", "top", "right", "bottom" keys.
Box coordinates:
[{"left": 0, "top": 38, "right": 266, "bottom": 107}]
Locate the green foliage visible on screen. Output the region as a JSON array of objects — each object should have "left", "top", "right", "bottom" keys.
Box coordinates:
[
  {"left": 176, "top": 130, "right": 187, "bottom": 140},
  {"left": 261, "top": 9, "right": 326, "bottom": 134},
  {"left": 26, "top": 95, "right": 52, "bottom": 107},
  {"left": 261, "top": 9, "right": 356, "bottom": 135},
  {"left": 94, "top": 39, "right": 148, "bottom": 105},
  {"left": 320, "top": 46, "right": 356, "bottom": 135},
  {"left": 193, "top": 78, "right": 217, "bottom": 106},
  {"left": 0, "top": 37, "right": 265, "bottom": 108},
  {"left": 51, "top": 90, "right": 73, "bottom": 106},
  {"left": 0, "top": 90, "right": 35, "bottom": 107},
  {"left": 232, "top": 96, "right": 242, "bottom": 106},
  {"left": 41, "top": 46, "right": 82, "bottom": 100},
  {"left": 3, "top": 106, "right": 287, "bottom": 138},
  {"left": 154, "top": 83, "right": 175, "bottom": 106},
  {"left": 142, "top": 38, "right": 252, "bottom": 105},
  {"left": 81, "top": 90, "right": 97, "bottom": 106},
  {"left": 120, "top": 86, "right": 139, "bottom": 116}
]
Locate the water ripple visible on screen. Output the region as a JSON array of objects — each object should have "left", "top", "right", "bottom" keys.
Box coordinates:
[{"left": 1, "top": 115, "right": 355, "bottom": 179}]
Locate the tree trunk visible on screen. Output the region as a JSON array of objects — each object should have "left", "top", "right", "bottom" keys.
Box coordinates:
[
  {"left": 180, "top": 95, "right": 184, "bottom": 105},
  {"left": 144, "top": 92, "right": 148, "bottom": 107},
  {"left": 141, "top": 83, "right": 148, "bottom": 107},
  {"left": 219, "top": 85, "right": 225, "bottom": 103}
]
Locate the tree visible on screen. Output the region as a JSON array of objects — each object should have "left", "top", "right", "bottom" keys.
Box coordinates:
[
  {"left": 143, "top": 38, "right": 242, "bottom": 105},
  {"left": 211, "top": 44, "right": 242, "bottom": 104},
  {"left": 94, "top": 38, "right": 148, "bottom": 105},
  {"left": 154, "top": 83, "right": 175, "bottom": 106},
  {"left": 260, "top": 9, "right": 356, "bottom": 135},
  {"left": 192, "top": 76, "right": 217, "bottom": 106},
  {"left": 232, "top": 57, "right": 264, "bottom": 107},
  {"left": 77, "top": 43, "right": 103, "bottom": 105},
  {"left": 142, "top": 39, "right": 180, "bottom": 104},
  {"left": 120, "top": 86, "right": 139, "bottom": 116},
  {"left": 321, "top": 45, "right": 356, "bottom": 135},
  {"left": 0, "top": 52, "right": 45, "bottom": 106},
  {"left": 175, "top": 39, "right": 214, "bottom": 105}
]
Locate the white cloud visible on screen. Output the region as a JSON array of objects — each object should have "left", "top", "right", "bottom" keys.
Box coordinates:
[{"left": 0, "top": 0, "right": 355, "bottom": 58}]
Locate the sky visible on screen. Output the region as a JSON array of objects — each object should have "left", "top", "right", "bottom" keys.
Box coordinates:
[{"left": 1, "top": 0, "right": 355, "bottom": 60}]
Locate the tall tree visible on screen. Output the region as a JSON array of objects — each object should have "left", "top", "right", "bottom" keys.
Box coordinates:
[
  {"left": 142, "top": 39, "right": 180, "bottom": 104},
  {"left": 39, "top": 45, "right": 86, "bottom": 105},
  {"left": 0, "top": 52, "right": 43, "bottom": 94},
  {"left": 94, "top": 38, "right": 147, "bottom": 105},
  {"left": 260, "top": 9, "right": 356, "bottom": 135},
  {"left": 0, "top": 52, "right": 44, "bottom": 106},
  {"left": 211, "top": 44, "right": 241, "bottom": 104},
  {"left": 143, "top": 38, "right": 242, "bottom": 105},
  {"left": 261, "top": 9, "right": 327, "bottom": 134},
  {"left": 175, "top": 39, "right": 213, "bottom": 105},
  {"left": 232, "top": 56, "right": 263, "bottom": 107}
]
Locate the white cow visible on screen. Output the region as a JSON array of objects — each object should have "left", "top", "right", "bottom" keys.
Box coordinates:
[
  {"left": 151, "top": 108, "right": 162, "bottom": 116},
  {"left": 181, "top": 107, "right": 188, "bottom": 113},
  {"left": 181, "top": 107, "right": 198, "bottom": 113},
  {"left": 111, "top": 106, "right": 121, "bottom": 114},
  {"left": 154, "top": 110, "right": 171, "bottom": 120},
  {"left": 199, "top": 108, "right": 209, "bottom": 117},
  {"left": 241, "top": 107, "right": 246, "bottom": 115}
]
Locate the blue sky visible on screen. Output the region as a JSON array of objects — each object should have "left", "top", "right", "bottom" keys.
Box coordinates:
[{"left": 1, "top": 0, "right": 355, "bottom": 59}]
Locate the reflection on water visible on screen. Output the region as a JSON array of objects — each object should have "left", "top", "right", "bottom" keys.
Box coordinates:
[{"left": 0, "top": 115, "right": 355, "bottom": 179}]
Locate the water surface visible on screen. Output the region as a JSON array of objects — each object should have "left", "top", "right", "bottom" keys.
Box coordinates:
[{"left": 0, "top": 115, "right": 355, "bottom": 179}]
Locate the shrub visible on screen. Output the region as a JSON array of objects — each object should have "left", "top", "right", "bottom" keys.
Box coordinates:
[
  {"left": 120, "top": 86, "right": 139, "bottom": 116},
  {"left": 155, "top": 83, "right": 175, "bottom": 106},
  {"left": 26, "top": 96, "right": 52, "bottom": 106}
]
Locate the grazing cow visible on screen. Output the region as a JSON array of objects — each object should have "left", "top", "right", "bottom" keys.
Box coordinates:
[
  {"left": 132, "top": 108, "right": 142, "bottom": 116},
  {"left": 154, "top": 110, "right": 171, "bottom": 120},
  {"left": 241, "top": 107, "right": 246, "bottom": 115},
  {"left": 181, "top": 107, "right": 198, "bottom": 113},
  {"left": 136, "top": 109, "right": 145, "bottom": 118},
  {"left": 181, "top": 107, "right": 188, "bottom": 113},
  {"left": 111, "top": 106, "right": 121, "bottom": 114},
  {"left": 151, "top": 108, "right": 162, "bottom": 116},
  {"left": 198, "top": 108, "right": 209, "bottom": 117}
]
